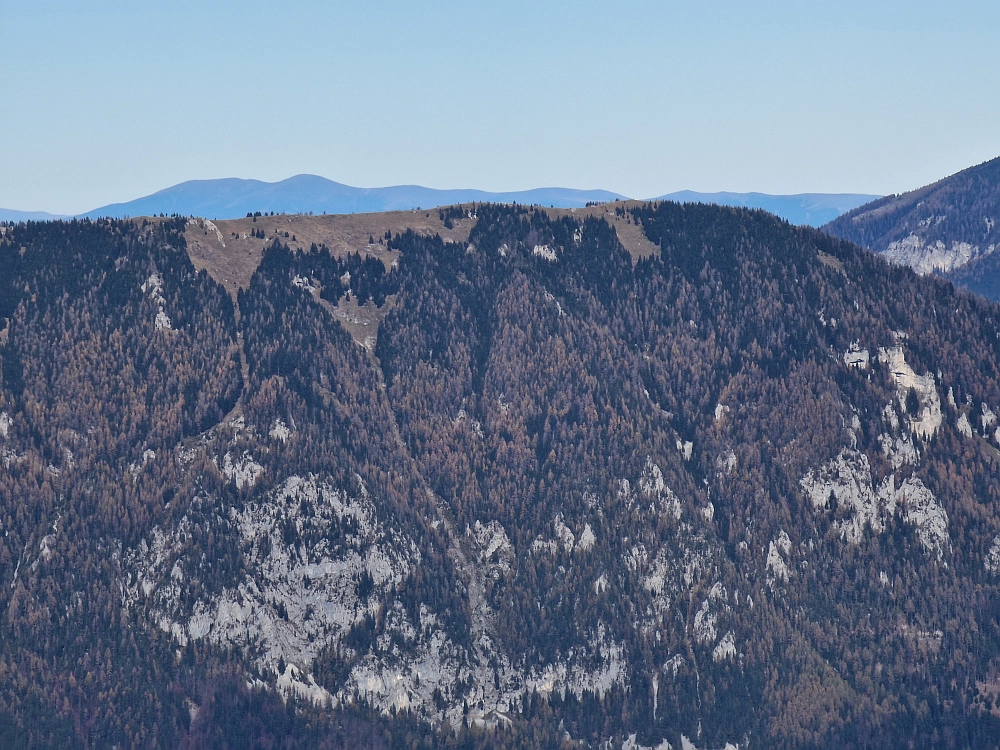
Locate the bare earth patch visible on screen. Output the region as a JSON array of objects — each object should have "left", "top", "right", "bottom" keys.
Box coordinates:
[
  {"left": 548, "top": 200, "right": 661, "bottom": 261},
  {"left": 183, "top": 209, "right": 475, "bottom": 299},
  {"left": 177, "top": 203, "right": 661, "bottom": 349}
]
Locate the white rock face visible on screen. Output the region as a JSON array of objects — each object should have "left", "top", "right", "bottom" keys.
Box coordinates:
[
  {"left": 277, "top": 663, "right": 333, "bottom": 706},
  {"left": 879, "top": 433, "right": 919, "bottom": 469},
  {"left": 128, "top": 448, "right": 157, "bottom": 478},
  {"left": 219, "top": 450, "right": 264, "bottom": 490},
  {"left": 124, "top": 457, "right": 733, "bottom": 732},
  {"left": 141, "top": 273, "right": 163, "bottom": 298},
  {"left": 554, "top": 514, "right": 576, "bottom": 551},
  {"left": 985, "top": 534, "right": 1000, "bottom": 574},
  {"left": 883, "top": 403, "right": 900, "bottom": 431},
  {"left": 203, "top": 219, "right": 225, "bottom": 246},
  {"left": 142, "top": 273, "right": 173, "bottom": 330},
  {"left": 692, "top": 583, "right": 729, "bottom": 647},
  {"left": 127, "top": 475, "right": 420, "bottom": 683},
  {"left": 532, "top": 515, "right": 596, "bottom": 556},
  {"left": 676, "top": 440, "right": 693, "bottom": 461},
  {"left": 470, "top": 520, "right": 512, "bottom": 577},
  {"left": 693, "top": 599, "right": 718, "bottom": 645},
  {"left": 844, "top": 342, "right": 870, "bottom": 369},
  {"left": 292, "top": 275, "right": 317, "bottom": 292},
  {"left": 766, "top": 531, "right": 792, "bottom": 584},
  {"left": 716, "top": 450, "right": 737, "bottom": 477},
  {"left": 957, "top": 413, "right": 974, "bottom": 438},
  {"left": 982, "top": 404, "right": 997, "bottom": 432},
  {"left": 621, "top": 462, "right": 731, "bottom": 664},
  {"left": 801, "top": 449, "right": 950, "bottom": 558},
  {"left": 532, "top": 244, "right": 557, "bottom": 262},
  {"left": 801, "top": 449, "right": 884, "bottom": 542},
  {"left": 0, "top": 411, "right": 11, "bottom": 438},
  {"left": 190, "top": 218, "right": 226, "bottom": 247},
  {"left": 543, "top": 290, "right": 566, "bottom": 317},
  {"left": 634, "top": 458, "right": 683, "bottom": 520},
  {"left": 882, "top": 233, "right": 994, "bottom": 274},
  {"left": 530, "top": 536, "right": 559, "bottom": 555},
  {"left": 622, "top": 733, "right": 673, "bottom": 750},
  {"left": 713, "top": 631, "right": 736, "bottom": 662},
  {"left": 35, "top": 520, "right": 58, "bottom": 567},
  {"left": 594, "top": 573, "right": 609, "bottom": 594},
  {"left": 895, "top": 476, "right": 951, "bottom": 561},
  {"left": 577, "top": 523, "right": 596, "bottom": 551},
  {"left": 642, "top": 548, "right": 669, "bottom": 598},
  {"left": 269, "top": 419, "right": 291, "bottom": 442},
  {"left": 523, "top": 623, "right": 625, "bottom": 699},
  {"left": 878, "top": 347, "right": 942, "bottom": 439}
]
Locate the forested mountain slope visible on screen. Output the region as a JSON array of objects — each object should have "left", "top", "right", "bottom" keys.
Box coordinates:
[
  {"left": 823, "top": 156, "right": 1000, "bottom": 299},
  {"left": 2, "top": 205, "right": 1000, "bottom": 747}
]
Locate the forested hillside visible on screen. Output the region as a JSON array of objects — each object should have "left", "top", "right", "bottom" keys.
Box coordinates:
[
  {"left": 823, "top": 156, "right": 1000, "bottom": 299},
  {"left": 2, "top": 205, "right": 1000, "bottom": 747}
]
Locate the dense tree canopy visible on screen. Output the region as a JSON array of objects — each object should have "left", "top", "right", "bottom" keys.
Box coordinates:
[{"left": 2, "top": 206, "right": 1000, "bottom": 747}]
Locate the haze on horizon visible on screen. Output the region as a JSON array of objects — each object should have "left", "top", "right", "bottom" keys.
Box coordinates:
[{"left": 3, "top": 0, "right": 999, "bottom": 216}]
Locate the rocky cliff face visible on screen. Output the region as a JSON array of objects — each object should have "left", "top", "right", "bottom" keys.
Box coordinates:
[{"left": 3, "top": 206, "right": 1000, "bottom": 747}]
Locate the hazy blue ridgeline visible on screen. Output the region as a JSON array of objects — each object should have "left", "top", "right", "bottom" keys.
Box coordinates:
[
  {"left": 77, "top": 175, "right": 627, "bottom": 221},
  {"left": 1, "top": 175, "right": 880, "bottom": 226},
  {"left": 657, "top": 190, "right": 880, "bottom": 227}
]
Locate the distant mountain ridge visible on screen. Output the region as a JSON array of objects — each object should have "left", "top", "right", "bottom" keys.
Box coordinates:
[
  {"left": 656, "top": 190, "right": 879, "bottom": 227},
  {"left": 0, "top": 174, "right": 878, "bottom": 227},
  {"left": 1, "top": 177, "right": 881, "bottom": 226},
  {"left": 0, "top": 208, "right": 68, "bottom": 222},
  {"left": 822, "top": 156, "right": 1000, "bottom": 298},
  {"left": 77, "top": 175, "right": 628, "bottom": 220},
  {"left": 84, "top": 177, "right": 876, "bottom": 226}
]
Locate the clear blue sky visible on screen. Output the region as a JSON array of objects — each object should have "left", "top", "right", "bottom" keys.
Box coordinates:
[{"left": 3, "top": 0, "right": 999, "bottom": 214}]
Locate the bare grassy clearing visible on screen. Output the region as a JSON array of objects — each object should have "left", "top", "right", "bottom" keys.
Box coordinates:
[
  {"left": 183, "top": 209, "right": 474, "bottom": 298},
  {"left": 548, "top": 200, "right": 662, "bottom": 261}
]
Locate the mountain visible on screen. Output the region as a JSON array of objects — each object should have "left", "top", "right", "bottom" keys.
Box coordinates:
[
  {"left": 0, "top": 208, "right": 68, "bottom": 222},
  {"left": 78, "top": 174, "right": 628, "bottom": 220},
  {"left": 3, "top": 205, "right": 1000, "bottom": 747},
  {"left": 822, "top": 156, "right": 1000, "bottom": 297},
  {"left": 656, "top": 190, "right": 879, "bottom": 227},
  {"left": 67, "top": 176, "right": 876, "bottom": 226}
]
